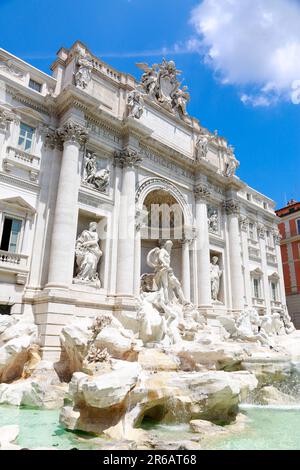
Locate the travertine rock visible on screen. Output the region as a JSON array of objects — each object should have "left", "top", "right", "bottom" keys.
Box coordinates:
[
  {"left": 258, "top": 385, "right": 297, "bottom": 405},
  {"left": 0, "top": 314, "right": 38, "bottom": 384},
  {"left": 0, "top": 377, "right": 67, "bottom": 409},
  {"left": 0, "top": 425, "right": 19, "bottom": 447}
]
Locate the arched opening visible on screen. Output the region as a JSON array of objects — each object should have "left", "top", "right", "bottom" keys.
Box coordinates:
[{"left": 139, "top": 188, "right": 185, "bottom": 286}]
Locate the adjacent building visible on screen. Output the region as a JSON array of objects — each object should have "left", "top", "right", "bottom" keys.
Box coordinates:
[
  {"left": 0, "top": 41, "right": 288, "bottom": 359},
  {"left": 276, "top": 200, "right": 300, "bottom": 328}
]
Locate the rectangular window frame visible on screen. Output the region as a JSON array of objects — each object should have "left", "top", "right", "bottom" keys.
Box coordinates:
[
  {"left": 18, "top": 122, "right": 35, "bottom": 152},
  {"left": 270, "top": 281, "right": 278, "bottom": 302},
  {"left": 0, "top": 213, "right": 24, "bottom": 254},
  {"left": 296, "top": 219, "right": 300, "bottom": 235},
  {"left": 28, "top": 78, "right": 42, "bottom": 93},
  {"left": 252, "top": 277, "right": 262, "bottom": 299}
]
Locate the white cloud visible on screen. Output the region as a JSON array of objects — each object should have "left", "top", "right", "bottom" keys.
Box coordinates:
[{"left": 190, "top": 0, "right": 300, "bottom": 105}]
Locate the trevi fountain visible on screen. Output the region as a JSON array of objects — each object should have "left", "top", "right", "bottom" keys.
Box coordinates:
[{"left": 0, "top": 42, "right": 300, "bottom": 451}]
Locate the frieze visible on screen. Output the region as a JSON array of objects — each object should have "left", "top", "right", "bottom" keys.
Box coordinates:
[
  {"left": 85, "top": 119, "right": 121, "bottom": 145},
  {"left": 140, "top": 147, "right": 194, "bottom": 180}
]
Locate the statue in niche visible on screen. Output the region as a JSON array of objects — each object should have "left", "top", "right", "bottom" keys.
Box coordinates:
[
  {"left": 127, "top": 88, "right": 144, "bottom": 119},
  {"left": 74, "top": 222, "right": 102, "bottom": 287},
  {"left": 223, "top": 146, "right": 240, "bottom": 177},
  {"left": 148, "top": 240, "right": 186, "bottom": 306},
  {"left": 74, "top": 52, "right": 93, "bottom": 89},
  {"left": 210, "top": 255, "right": 222, "bottom": 302},
  {"left": 83, "top": 151, "right": 110, "bottom": 192},
  {"left": 208, "top": 207, "right": 219, "bottom": 233},
  {"left": 195, "top": 129, "right": 216, "bottom": 160}
]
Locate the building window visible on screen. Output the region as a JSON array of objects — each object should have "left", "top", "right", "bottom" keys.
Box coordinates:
[
  {"left": 0, "top": 304, "right": 11, "bottom": 315},
  {"left": 18, "top": 122, "right": 35, "bottom": 152},
  {"left": 253, "top": 277, "right": 261, "bottom": 299},
  {"left": 297, "top": 219, "right": 300, "bottom": 235},
  {"left": 263, "top": 202, "right": 268, "bottom": 210},
  {"left": 271, "top": 281, "right": 278, "bottom": 301},
  {"left": 266, "top": 230, "right": 273, "bottom": 247},
  {"left": 249, "top": 223, "right": 256, "bottom": 241},
  {"left": 29, "top": 78, "right": 42, "bottom": 93},
  {"left": 247, "top": 193, "right": 251, "bottom": 201},
  {"left": 0, "top": 216, "right": 22, "bottom": 253}
]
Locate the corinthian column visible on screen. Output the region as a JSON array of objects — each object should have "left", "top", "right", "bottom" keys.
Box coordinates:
[
  {"left": 194, "top": 185, "right": 212, "bottom": 310},
  {"left": 115, "top": 148, "right": 142, "bottom": 296},
  {"left": 47, "top": 121, "right": 88, "bottom": 289},
  {"left": 224, "top": 199, "right": 244, "bottom": 312},
  {"left": 181, "top": 238, "right": 191, "bottom": 302}
]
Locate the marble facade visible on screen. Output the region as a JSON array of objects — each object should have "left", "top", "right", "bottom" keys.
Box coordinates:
[{"left": 0, "top": 41, "right": 286, "bottom": 360}]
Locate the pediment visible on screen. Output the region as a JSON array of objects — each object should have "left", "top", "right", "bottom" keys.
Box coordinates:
[
  {"left": 12, "top": 106, "right": 45, "bottom": 124},
  {"left": 0, "top": 196, "right": 36, "bottom": 214}
]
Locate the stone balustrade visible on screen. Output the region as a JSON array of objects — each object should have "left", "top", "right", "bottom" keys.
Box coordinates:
[
  {"left": 0, "top": 250, "right": 28, "bottom": 268},
  {"left": 3, "top": 146, "right": 40, "bottom": 181}
]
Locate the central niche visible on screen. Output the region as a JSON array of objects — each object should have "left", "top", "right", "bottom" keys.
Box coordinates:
[
  {"left": 142, "top": 189, "right": 184, "bottom": 241},
  {"left": 140, "top": 189, "right": 184, "bottom": 281}
]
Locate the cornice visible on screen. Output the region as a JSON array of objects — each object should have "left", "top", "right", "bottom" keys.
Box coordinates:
[
  {"left": 5, "top": 82, "right": 53, "bottom": 117},
  {"left": 0, "top": 171, "right": 40, "bottom": 193}
]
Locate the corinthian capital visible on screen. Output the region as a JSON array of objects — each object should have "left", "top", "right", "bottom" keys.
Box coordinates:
[
  {"left": 223, "top": 199, "right": 240, "bottom": 215},
  {"left": 0, "top": 107, "right": 14, "bottom": 131},
  {"left": 194, "top": 184, "right": 211, "bottom": 201},
  {"left": 44, "top": 128, "right": 63, "bottom": 150},
  {"left": 114, "top": 148, "right": 142, "bottom": 168},
  {"left": 57, "top": 121, "right": 88, "bottom": 147}
]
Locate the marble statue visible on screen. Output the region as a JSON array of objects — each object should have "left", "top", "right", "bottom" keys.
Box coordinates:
[
  {"left": 127, "top": 88, "right": 144, "bottom": 119},
  {"left": 138, "top": 240, "right": 206, "bottom": 346},
  {"left": 195, "top": 130, "right": 216, "bottom": 160},
  {"left": 208, "top": 207, "right": 219, "bottom": 233},
  {"left": 74, "top": 222, "right": 102, "bottom": 287},
  {"left": 147, "top": 240, "right": 186, "bottom": 306},
  {"left": 83, "top": 151, "right": 110, "bottom": 192},
  {"left": 281, "top": 307, "right": 295, "bottom": 334},
  {"left": 210, "top": 256, "right": 222, "bottom": 302},
  {"left": 219, "top": 308, "right": 274, "bottom": 348},
  {"left": 74, "top": 52, "right": 93, "bottom": 89},
  {"left": 223, "top": 146, "right": 240, "bottom": 177},
  {"left": 171, "top": 85, "right": 190, "bottom": 118},
  {"left": 136, "top": 59, "right": 190, "bottom": 119}
]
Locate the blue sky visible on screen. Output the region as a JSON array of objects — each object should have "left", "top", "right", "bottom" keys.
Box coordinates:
[{"left": 0, "top": 0, "right": 299, "bottom": 208}]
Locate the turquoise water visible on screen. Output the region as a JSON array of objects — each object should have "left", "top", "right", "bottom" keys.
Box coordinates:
[
  {"left": 2, "top": 404, "right": 300, "bottom": 449},
  {"left": 209, "top": 405, "right": 300, "bottom": 450},
  {"left": 0, "top": 406, "right": 102, "bottom": 450}
]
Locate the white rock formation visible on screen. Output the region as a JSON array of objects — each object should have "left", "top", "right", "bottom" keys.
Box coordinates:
[
  {"left": 0, "top": 314, "right": 38, "bottom": 383},
  {"left": 0, "top": 425, "right": 19, "bottom": 449}
]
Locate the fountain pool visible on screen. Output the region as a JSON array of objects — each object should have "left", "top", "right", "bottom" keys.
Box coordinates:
[{"left": 1, "top": 404, "right": 300, "bottom": 450}]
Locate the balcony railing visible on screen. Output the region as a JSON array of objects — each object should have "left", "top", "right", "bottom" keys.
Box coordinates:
[
  {"left": 0, "top": 250, "right": 28, "bottom": 269},
  {"left": 3, "top": 146, "right": 40, "bottom": 181}
]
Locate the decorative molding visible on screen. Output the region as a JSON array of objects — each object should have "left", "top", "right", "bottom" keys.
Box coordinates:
[
  {"left": 194, "top": 184, "right": 211, "bottom": 201},
  {"left": 44, "top": 128, "right": 63, "bottom": 150},
  {"left": 239, "top": 215, "right": 249, "bottom": 232},
  {"left": 257, "top": 224, "right": 266, "bottom": 239},
  {"left": 114, "top": 148, "right": 142, "bottom": 168},
  {"left": 0, "top": 171, "right": 39, "bottom": 193},
  {"left": 223, "top": 199, "right": 240, "bottom": 215},
  {"left": 57, "top": 121, "right": 89, "bottom": 147},
  {"left": 6, "top": 85, "right": 50, "bottom": 116},
  {"left": 0, "top": 107, "right": 14, "bottom": 131}
]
